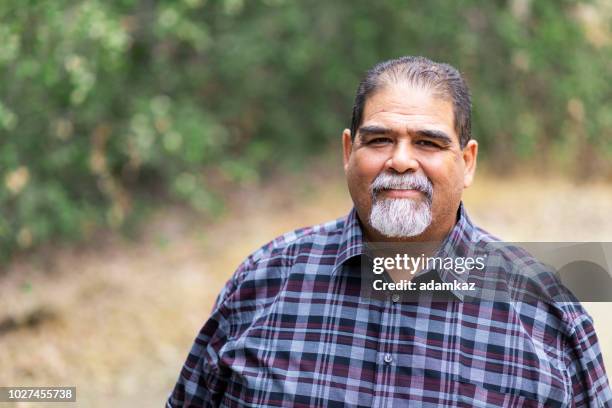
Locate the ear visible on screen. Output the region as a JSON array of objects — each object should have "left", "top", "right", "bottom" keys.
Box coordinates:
[
  {"left": 462, "top": 140, "right": 478, "bottom": 188},
  {"left": 342, "top": 128, "right": 353, "bottom": 173}
]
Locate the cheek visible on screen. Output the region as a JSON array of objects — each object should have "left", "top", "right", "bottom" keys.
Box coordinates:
[
  {"left": 422, "top": 155, "right": 464, "bottom": 197},
  {"left": 348, "top": 152, "right": 384, "bottom": 186},
  {"left": 346, "top": 152, "right": 387, "bottom": 210}
]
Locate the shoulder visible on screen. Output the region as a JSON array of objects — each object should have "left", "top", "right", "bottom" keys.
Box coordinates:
[
  {"left": 454, "top": 210, "right": 583, "bottom": 323},
  {"left": 248, "top": 216, "right": 346, "bottom": 268},
  {"left": 461, "top": 215, "right": 572, "bottom": 306},
  {"left": 214, "top": 214, "right": 348, "bottom": 307},
  {"left": 462, "top": 217, "right": 597, "bottom": 350},
  {"left": 487, "top": 243, "right": 572, "bottom": 298},
  {"left": 479, "top": 241, "right": 589, "bottom": 329}
]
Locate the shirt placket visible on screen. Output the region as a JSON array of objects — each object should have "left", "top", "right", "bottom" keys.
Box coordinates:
[{"left": 372, "top": 296, "right": 399, "bottom": 408}]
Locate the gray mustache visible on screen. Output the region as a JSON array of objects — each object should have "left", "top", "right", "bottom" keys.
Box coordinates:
[{"left": 370, "top": 173, "right": 433, "bottom": 200}]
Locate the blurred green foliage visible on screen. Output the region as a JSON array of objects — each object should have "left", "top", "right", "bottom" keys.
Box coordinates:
[{"left": 1, "top": 0, "right": 611, "bottom": 255}]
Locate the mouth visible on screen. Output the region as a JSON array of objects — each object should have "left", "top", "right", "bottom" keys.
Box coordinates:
[{"left": 378, "top": 188, "right": 424, "bottom": 199}]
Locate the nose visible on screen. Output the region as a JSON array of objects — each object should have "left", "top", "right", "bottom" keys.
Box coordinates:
[{"left": 385, "top": 139, "right": 419, "bottom": 173}]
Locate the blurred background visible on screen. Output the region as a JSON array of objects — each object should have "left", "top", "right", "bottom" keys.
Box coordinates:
[{"left": 0, "top": 0, "right": 611, "bottom": 406}]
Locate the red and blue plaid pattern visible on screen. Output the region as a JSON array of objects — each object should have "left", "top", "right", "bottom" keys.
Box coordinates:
[{"left": 168, "top": 205, "right": 612, "bottom": 407}]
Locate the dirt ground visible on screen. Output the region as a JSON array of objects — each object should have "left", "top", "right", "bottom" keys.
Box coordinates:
[{"left": 1, "top": 162, "right": 611, "bottom": 407}]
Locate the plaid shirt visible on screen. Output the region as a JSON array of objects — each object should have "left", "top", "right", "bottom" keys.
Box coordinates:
[{"left": 167, "top": 205, "right": 612, "bottom": 407}]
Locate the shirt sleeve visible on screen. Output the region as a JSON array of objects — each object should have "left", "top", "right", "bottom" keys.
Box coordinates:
[
  {"left": 566, "top": 312, "right": 612, "bottom": 407},
  {"left": 166, "top": 262, "right": 246, "bottom": 408}
]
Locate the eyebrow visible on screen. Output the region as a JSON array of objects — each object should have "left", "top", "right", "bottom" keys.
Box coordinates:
[
  {"left": 357, "top": 125, "right": 392, "bottom": 139},
  {"left": 414, "top": 129, "right": 453, "bottom": 145},
  {"left": 358, "top": 125, "right": 454, "bottom": 145}
]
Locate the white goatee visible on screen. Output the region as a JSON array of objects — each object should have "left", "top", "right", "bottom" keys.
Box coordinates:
[{"left": 369, "top": 172, "right": 433, "bottom": 238}]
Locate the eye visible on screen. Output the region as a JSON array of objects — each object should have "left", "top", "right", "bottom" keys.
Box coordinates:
[
  {"left": 367, "top": 137, "right": 393, "bottom": 146},
  {"left": 416, "top": 140, "right": 440, "bottom": 148}
]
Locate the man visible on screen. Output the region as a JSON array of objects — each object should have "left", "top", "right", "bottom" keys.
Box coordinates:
[{"left": 167, "top": 56, "right": 612, "bottom": 407}]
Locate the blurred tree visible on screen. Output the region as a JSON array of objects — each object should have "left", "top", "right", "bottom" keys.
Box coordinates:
[{"left": 0, "top": 0, "right": 610, "bottom": 256}]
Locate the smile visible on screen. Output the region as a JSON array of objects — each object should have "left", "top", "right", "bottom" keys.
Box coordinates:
[{"left": 379, "top": 189, "right": 424, "bottom": 199}]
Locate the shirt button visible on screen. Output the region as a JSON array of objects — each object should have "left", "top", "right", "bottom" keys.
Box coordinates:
[
  {"left": 391, "top": 293, "right": 400, "bottom": 303},
  {"left": 384, "top": 354, "right": 393, "bottom": 364}
]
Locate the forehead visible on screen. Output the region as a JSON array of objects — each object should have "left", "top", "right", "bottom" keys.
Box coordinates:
[{"left": 361, "top": 83, "right": 456, "bottom": 140}]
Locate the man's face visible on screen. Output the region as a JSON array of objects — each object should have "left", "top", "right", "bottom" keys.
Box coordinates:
[{"left": 342, "top": 83, "right": 478, "bottom": 242}]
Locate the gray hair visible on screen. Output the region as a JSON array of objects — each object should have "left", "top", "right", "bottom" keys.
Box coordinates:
[{"left": 349, "top": 56, "right": 472, "bottom": 148}]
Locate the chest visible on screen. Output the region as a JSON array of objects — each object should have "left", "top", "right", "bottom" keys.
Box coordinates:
[{"left": 219, "top": 274, "right": 570, "bottom": 407}]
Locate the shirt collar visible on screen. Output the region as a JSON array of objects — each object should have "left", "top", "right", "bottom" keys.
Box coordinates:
[
  {"left": 332, "top": 207, "right": 364, "bottom": 274},
  {"left": 422, "top": 203, "right": 476, "bottom": 300},
  {"left": 332, "top": 203, "right": 478, "bottom": 300}
]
